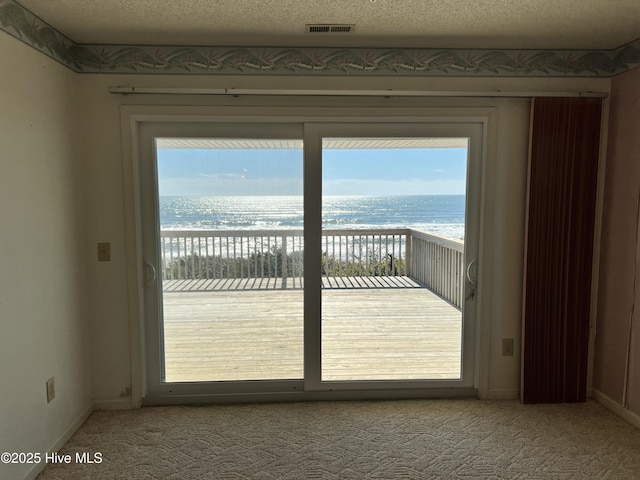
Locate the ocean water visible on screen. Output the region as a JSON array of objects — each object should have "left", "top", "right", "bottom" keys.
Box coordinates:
[{"left": 159, "top": 195, "right": 465, "bottom": 240}]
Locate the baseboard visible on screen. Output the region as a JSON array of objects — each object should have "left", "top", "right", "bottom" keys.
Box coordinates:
[
  {"left": 94, "top": 397, "right": 134, "bottom": 410},
  {"left": 23, "top": 401, "right": 94, "bottom": 480},
  {"left": 483, "top": 389, "right": 519, "bottom": 400},
  {"left": 593, "top": 389, "right": 640, "bottom": 430}
]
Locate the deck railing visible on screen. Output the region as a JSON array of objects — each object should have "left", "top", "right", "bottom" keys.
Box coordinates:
[
  {"left": 159, "top": 228, "right": 464, "bottom": 308},
  {"left": 160, "top": 229, "right": 305, "bottom": 289},
  {"left": 408, "top": 230, "right": 464, "bottom": 309}
]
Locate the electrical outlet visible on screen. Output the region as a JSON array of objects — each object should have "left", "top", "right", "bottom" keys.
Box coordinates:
[
  {"left": 97, "top": 242, "right": 111, "bottom": 262},
  {"left": 502, "top": 338, "right": 514, "bottom": 356},
  {"left": 46, "top": 377, "right": 55, "bottom": 403}
]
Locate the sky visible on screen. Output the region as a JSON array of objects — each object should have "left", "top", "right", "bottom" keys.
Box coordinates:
[{"left": 156, "top": 145, "right": 468, "bottom": 196}]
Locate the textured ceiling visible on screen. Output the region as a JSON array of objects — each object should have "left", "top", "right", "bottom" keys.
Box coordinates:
[{"left": 17, "top": 0, "right": 640, "bottom": 50}]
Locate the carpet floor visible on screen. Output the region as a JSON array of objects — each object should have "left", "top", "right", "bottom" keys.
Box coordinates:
[{"left": 37, "top": 399, "right": 640, "bottom": 479}]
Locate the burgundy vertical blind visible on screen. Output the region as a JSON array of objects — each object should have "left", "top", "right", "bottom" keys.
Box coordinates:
[{"left": 522, "top": 97, "right": 602, "bottom": 404}]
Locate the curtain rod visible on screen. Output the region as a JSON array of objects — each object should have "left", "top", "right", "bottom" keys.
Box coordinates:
[{"left": 108, "top": 86, "right": 608, "bottom": 98}]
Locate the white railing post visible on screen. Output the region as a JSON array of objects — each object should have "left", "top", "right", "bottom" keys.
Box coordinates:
[
  {"left": 281, "top": 234, "right": 288, "bottom": 289},
  {"left": 406, "top": 233, "right": 413, "bottom": 277}
]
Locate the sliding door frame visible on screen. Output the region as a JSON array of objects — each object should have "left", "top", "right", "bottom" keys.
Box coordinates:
[
  {"left": 138, "top": 120, "right": 306, "bottom": 400},
  {"left": 304, "top": 121, "right": 484, "bottom": 392},
  {"left": 121, "top": 105, "right": 491, "bottom": 406}
]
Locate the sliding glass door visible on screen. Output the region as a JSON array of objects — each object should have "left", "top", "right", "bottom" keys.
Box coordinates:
[
  {"left": 320, "top": 137, "right": 467, "bottom": 382},
  {"left": 304, "top": 123, "right": 481, "bottom": 392},
  {"left": 139, "top": 118, "right": 482, "bottom": 402},
  {"left": 139, "top": 122, "right": 307, "bottom": 398},
  {"left": 156, "top": 138, "right": 304, "bottom": 383}
]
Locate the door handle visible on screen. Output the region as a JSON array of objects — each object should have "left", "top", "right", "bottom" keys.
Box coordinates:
[
  {"left": 466, "top": 258, "right": 477, "bottom": 287},
  {"left": 145, "top": 261, "right": 157, "bottom": 287}
]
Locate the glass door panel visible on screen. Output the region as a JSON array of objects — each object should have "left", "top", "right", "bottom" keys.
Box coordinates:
[
  {"left": 155, "top": 138, "right": 304, "bottom": 382},
  {"left": 321, "top": 137, "right": 469, "bottom": 382}
]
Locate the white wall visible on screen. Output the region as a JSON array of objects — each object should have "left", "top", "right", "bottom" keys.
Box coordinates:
[
  {"left": 594, "top": 67, "right": 640, "bottom": 427},
  {"left": 76, "top": 73, "right": 610, "bottom": 404},
  {"left": 0, "top": 35, "right": 92, "bottom": 479}
]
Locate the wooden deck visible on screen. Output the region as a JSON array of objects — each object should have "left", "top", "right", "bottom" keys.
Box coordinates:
[{"left": 161, "top": 277, "right": 462, "bottom": 383}]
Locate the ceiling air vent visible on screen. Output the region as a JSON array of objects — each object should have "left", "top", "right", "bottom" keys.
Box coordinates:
[{"left": 306, "top": 24, "right": 354, "bottom": 34}]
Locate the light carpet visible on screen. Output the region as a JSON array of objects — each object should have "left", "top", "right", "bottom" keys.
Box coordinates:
[{"left": 37, "top": 399, "right": 640, "bottom": 479}]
